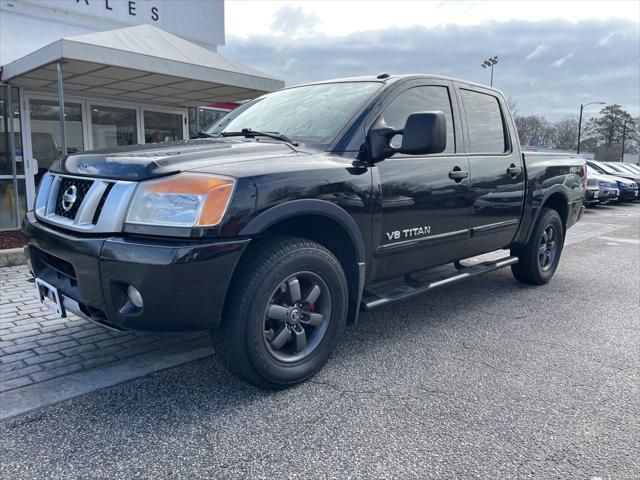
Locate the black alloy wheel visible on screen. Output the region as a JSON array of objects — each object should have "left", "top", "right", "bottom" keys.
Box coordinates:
[
  {"left": 263, "top": 272, "right": 331, "bottom": 362},
  {"left": 212, "top": 237, "right": 348, "bottom": 389},
  {"left": 511, "top": 207, "right": 564, "bottom": 285},
  {"left": 538, "top": 224, "right": 558, "bottom": 271}
]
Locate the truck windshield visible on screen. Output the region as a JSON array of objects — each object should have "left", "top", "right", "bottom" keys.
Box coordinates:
[{"left": 206, "top": 82, "right": 382, "bottom": 145}]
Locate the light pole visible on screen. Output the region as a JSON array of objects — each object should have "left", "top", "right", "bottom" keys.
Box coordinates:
[
  {"left": 576, "top": 101, "right": 605, "bottom": 154},
  {"left": 481, "top": 56, "right": 499, "bottom": 87},
  {"left": 620, "top": 118, "right": 629, "bottom": 162}
]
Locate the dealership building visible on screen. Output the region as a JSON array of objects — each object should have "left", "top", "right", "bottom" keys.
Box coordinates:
[{"left": 0, "top": 0, "right": 284, "bottom": 230}]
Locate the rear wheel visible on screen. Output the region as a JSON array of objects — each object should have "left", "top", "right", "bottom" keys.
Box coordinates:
[
  {"left": 511, "top": 208, "right": 564, "bottom": 285},
  {"left": 212, "top": 237, "right": 348, "bottom": 389}
]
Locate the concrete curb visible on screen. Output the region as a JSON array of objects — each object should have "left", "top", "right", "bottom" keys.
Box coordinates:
[
  {"left": 0, "top": 336, "right": 214, "bottom": 420},
  {"left": 0, "top": 248, "right": 26, "bottom": 267}
]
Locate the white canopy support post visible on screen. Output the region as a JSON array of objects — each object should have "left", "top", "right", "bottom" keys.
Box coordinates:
[
  {"left": 56, "top": 62, "right": 67, "bottom": 156},
  {"left": 6, "top": 85, "right": 20, "bottom": 228}
]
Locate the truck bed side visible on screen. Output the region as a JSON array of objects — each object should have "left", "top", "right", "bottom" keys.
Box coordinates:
[{"left": 512, "top": 152, "right": 586, "bottom": 248}]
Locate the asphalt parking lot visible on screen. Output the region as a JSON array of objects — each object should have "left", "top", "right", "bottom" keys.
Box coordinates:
[{"left": 1, "top": 203, "right": 639, "bottom": 479}]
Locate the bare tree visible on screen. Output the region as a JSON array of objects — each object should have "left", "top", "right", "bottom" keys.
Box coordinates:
[
  {"left": 515, "top": 115, "right": 550, "bottom": 147},
  {"left": 552, "top": 116, "right": 579, "bottom": 151},
  {"left": 507, "top": 96, "right": 518, "bottom": 117}
]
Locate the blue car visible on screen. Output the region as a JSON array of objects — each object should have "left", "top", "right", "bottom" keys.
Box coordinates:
[
  {"left": 587, "top": 161, "right": 639, "bottom": 201},
  {"left": 585, "top": 173, "right": 619, "bottom": 205}
]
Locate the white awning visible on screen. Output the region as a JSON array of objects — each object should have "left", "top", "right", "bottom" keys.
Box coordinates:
[{"left": 1, "top": 24, "right": 284, "bottom": 106}]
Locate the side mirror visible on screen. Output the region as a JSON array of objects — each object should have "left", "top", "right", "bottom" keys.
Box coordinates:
[
  {"left": 366, "top": 111, "right": 447, "bottom": 163},
  {"left": 401, "top": 112, "right": 446, "bottom": 156}
]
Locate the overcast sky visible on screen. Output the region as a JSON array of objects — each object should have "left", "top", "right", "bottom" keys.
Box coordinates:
[{"left": 222, "top": 1, "right": 639, "bottom": 121}]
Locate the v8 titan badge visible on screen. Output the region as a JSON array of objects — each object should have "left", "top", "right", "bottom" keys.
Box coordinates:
[{"left": 385, "top": 226, "right": 432, "bottom": 241}]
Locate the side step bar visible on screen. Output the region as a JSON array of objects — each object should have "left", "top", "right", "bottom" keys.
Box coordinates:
[{"left": 362, "top": 255, "right": 518, "bottom": 311}]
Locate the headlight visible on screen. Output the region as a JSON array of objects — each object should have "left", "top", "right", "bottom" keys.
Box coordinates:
[{"left": 126, "top": 174, "right": 235, "bottom": 227}]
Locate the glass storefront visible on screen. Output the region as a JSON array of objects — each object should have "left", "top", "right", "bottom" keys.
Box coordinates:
[
  {"left": 188, "top": 107, "right": 229, "bottom": 138},
  {"left": 0, "top": 85, "right": 26, "bottom": 230},
  {"left": 144, "top": 111, "right": 184, "bottom": 143},
  {"left": 90, "top": 105, "right": 138, "bottom": 149},
  {"left": 1, "top": 90, "right": 195, "bottom": 230},
  {"left": 28, "top": 99, "right": 84, "bottom": 186}
]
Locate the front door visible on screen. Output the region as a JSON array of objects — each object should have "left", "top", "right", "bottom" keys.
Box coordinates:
[
  {"left": 1, "top": 85, "right": 27, "bottom": 230},
  {"left": 373, "top": 82, "right": 470, "bottom": 282},
  {"left": 142, "top": 109, "right": 186, "bottom": 144},
  {"left": 458, "top": 87, "right": 524, "bottom": 257},
  {"left": 26, "top": 97, "right": 86, "bottom": 191}
]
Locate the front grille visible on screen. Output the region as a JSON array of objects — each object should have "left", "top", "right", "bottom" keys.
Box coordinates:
[
  {"left": 54, "top": 177, "right": 94, "bottom": 219},
  {"left": 92, "top": 182, "right": 114, "bottom": 224},
  {"left": 34, "top": 172, "right": 136, "bottom": 233}
]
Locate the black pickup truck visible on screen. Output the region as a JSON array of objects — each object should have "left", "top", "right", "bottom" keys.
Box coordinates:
[{"left": 23, "top": 75, "right": 586, "bottom": 388}]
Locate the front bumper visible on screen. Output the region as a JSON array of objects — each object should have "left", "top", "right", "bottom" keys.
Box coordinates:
[
  {"left": 23, "top": 212, "right": 250, "bottom": 331},
  {"left": 618, "top": 186, "right": 639, "bottom": 201},
  {"left": 597, "top": 187, "right": 618, "bottom": 204},
  {"left": 584, "top": 189, "right": 599, "bottom": 205}
]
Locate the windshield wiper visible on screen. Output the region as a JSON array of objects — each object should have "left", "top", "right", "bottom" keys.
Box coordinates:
[
  {"left": 192, "top": 131, "right": 217, "bottom": 138},
  {"left": 221, "top": 128, "right": 298, "bottom": 146}
]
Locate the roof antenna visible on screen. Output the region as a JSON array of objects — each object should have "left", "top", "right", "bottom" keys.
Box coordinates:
[{"left": 377, "top": 73, "right": 390, "bottom": 79}]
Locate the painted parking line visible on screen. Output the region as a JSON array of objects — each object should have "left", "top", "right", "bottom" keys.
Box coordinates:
[
  {"left": 564, "top": 222, "right": 627, "bottom": 247},
  {"left": 595, "top": 236, "right": 640, "bottom": 245}
]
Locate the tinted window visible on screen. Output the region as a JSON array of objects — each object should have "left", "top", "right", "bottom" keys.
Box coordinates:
[
  {"left": 382, "top": 86, "right": 455, "bottom": 153},
  {"left": 461, "top": 90, "right": 507, "bottom": 153}
]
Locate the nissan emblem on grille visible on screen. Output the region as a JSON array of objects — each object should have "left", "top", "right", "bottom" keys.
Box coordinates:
[{"left": 61, "top": 185, "right": 78, "bottom": 212}]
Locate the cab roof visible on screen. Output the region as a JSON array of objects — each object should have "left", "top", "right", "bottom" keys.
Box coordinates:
[{"left": 298, "top": 74, "right": 504, "bottom": 96}]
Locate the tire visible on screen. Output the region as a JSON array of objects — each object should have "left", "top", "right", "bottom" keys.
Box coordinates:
[
  {"left": 212, "top": 237, "right": 348, "bottom": 389},
  {"left": 511, "top": 208, "right": 564, "bottom": 285}
]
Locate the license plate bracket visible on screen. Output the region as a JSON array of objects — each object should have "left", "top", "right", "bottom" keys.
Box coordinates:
[{"left": 35, "top": 278, "right": 66, "bottom": 318}]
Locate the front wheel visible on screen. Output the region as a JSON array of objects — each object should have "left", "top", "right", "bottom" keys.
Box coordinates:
[
  {"left": 511, "top": 208, "right": 564, "bottom": 285},
  {"left": 212, "top": 237, "right": 348, "bottom": 389}
]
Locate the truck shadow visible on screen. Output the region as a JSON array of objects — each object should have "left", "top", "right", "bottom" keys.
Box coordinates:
[{"left": 4, "top": 260, "right": 602, "bottom": 472}]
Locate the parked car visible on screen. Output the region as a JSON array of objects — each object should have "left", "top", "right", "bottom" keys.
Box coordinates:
[
  {"left": 23, "top": 74, "right": 586, "bottom": 388},
  {"left": 586, "top": 161, "right": 639, "bottom": 201},
  {"left": 585, "top": 173, "right": 619, "bottom": 205},
  {"left": 611, "top": 162, "right": 640, "bottom": 177},
  {"left": 620, "top": 163, "right": 640, "bottom": 175},
  {"left": 584, "top": 184, "right": 600, "bottom": 206}
]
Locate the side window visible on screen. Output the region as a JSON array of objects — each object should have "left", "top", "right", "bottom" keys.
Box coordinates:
[
  {"left": 460, "top": 89, "right": 508, "bottom": 153},
  {"left": 381, "top": 86, "right": 455, "bottom": 153}
]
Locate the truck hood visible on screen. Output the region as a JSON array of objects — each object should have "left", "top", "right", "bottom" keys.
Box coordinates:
[{"left": 50, "top": 139, "right": 301, "bottom": 180}]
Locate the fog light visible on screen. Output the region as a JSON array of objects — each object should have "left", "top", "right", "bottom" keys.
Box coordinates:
[{"left": 127, "top": 285, "right": 144, "bottom": 308}]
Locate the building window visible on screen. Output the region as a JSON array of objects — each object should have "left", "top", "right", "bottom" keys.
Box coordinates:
[
  {"left": 188, "top": 107, "right": 229, "bottom": 138},
  {"left": 0, "top": 85, "right": 26, "bottom": 230},
  {"left": 90, "top": 105, "right": 138, "bottom": 149},
  {"left": 144, "top": 111, "right": 184, "bottom": 143},
  {"left": 28, "top": 99, "right": 84, "bottom": 178}
]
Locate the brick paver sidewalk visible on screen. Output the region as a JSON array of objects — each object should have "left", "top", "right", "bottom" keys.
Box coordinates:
[{"left": 1, "top": 265, "right": 210, "bottom": 395}]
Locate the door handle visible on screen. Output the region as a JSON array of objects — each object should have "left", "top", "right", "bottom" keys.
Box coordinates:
[
  {"left": 507, "top": 164, "right": 522, "bottom": 177},
  {"left": 448, "top": 168, "right": 469, "bottom": 181}
]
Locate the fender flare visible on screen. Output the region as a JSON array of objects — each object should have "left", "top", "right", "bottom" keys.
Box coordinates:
[
  {"left": 239, "top": 199, "right": 367, "bottom": 264},
  {"left": 523, "top": 185, "right": 569, "bottom": 244}
]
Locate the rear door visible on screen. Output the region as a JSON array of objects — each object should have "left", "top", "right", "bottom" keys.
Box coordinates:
[
  {"left": 373, "top": 80, "right": 470, "bottom": 281},
  {"left": 458, "top": 86, "right": 524, "bottom": 257}
]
